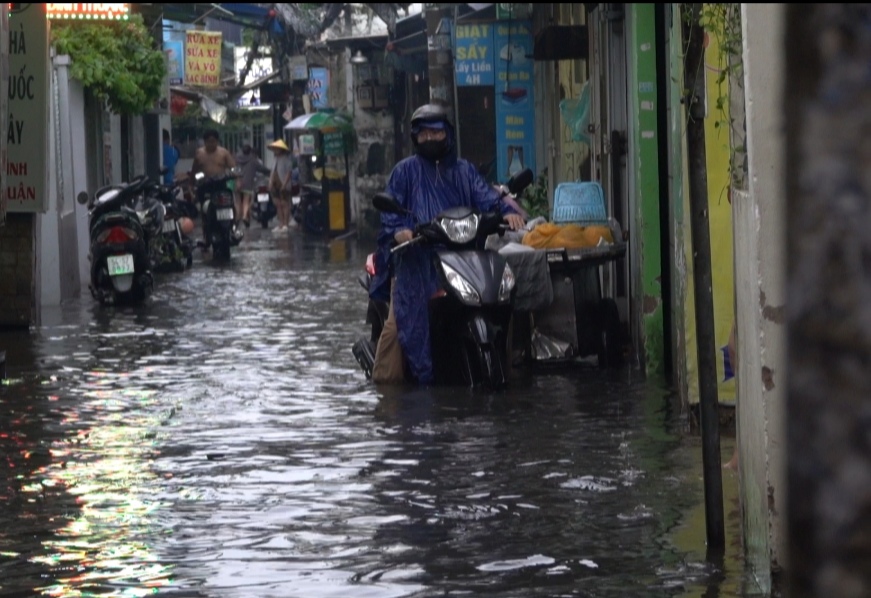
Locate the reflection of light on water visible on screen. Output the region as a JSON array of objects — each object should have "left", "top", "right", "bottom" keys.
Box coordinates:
[{"left": 27, "top": 379, "right": 173, "bottom": 597}]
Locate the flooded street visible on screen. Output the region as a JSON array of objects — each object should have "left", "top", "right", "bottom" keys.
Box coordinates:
[{"left": 0, "top": 228, "right": 753, "bottom": 597}]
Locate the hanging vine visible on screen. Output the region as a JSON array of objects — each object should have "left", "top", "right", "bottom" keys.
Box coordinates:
[
  {"left": 51, "top": 14, "right": 166, "bottom": 116},
  {"left": 698, "top": 3, "right": 747, "bottom": 192}
]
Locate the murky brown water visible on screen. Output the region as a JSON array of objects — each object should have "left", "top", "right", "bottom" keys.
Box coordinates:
[{"left": 0, "top": 227, "right": 755, "bottom": 597}]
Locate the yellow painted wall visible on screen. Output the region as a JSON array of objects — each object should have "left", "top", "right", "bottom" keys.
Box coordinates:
[{"left": 683, "top": 14, "right": 736, "bottom": 405}]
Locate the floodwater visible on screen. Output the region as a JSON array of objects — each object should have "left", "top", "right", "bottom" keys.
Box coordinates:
[{"left": 0, "top": 227, "right": 756, "bottom": 597}]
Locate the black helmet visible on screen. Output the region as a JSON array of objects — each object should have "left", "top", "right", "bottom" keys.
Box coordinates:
[{"left": 410, "top": 103, "right": 451, "bottom": 134}]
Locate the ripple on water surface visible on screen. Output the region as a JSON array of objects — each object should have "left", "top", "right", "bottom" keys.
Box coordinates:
[{"left": 0, "top": 235, "right": 752, "bottom": 597}]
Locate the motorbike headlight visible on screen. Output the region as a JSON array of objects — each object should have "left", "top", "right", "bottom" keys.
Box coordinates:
[
  {"left": 136, "top": 210, "right": 149, "bottom": 223},
  {"left": 437, "top": 214, "right": 479, "bottom": 244},
  {"left": 441, "top": 263, "right": 481, "bottom": 305},
  {"left": 498, "top": 263, "right": 516, "bottom": 303}
]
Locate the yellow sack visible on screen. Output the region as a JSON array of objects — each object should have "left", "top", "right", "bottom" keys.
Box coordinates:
[{"left": 522, "top": 222, "right": 614, "bottom": 250}]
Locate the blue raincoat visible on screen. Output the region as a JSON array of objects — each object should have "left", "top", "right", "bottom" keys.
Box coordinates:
[{"left": 376, "top": 124, "right": 517, "bottom": 384}]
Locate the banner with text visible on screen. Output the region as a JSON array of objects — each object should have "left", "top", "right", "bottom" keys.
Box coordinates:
[
  {"left": 307, "top": 67, "right": 329, "bottom": 109},
  {"left": 454, "top": 23, "right": 494, "bottom": 86},
  {"left": 185, "top": 30, "right": 222, "bottom": 87},
  {"left": 494, "top": 20, "right": 535, "bottom": 182},
  {"left": 7, "top": 3, "right": 49, "bottom": 213}
]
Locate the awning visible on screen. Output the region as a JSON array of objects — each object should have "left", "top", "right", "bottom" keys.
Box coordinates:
[{"left": 240, "top": 70, "right": 280, "bottom": 91}]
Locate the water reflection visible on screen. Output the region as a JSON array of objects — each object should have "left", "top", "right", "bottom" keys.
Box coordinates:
[{"left": 0, "top": 231, "right": 752, "bottom": 597}]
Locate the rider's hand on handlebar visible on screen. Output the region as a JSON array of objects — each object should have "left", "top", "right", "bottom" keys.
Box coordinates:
[
  {"left": 504, "top": 214, "right": 526, "bottom": 231},
  {"left": 394, "top": 229, "right": 414, "bottom": 244}
]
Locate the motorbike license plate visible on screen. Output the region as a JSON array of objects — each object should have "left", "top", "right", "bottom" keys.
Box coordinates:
[
  {"left": 162, "top": 220, "right": 176, "bottom": 233},
  {"left": 107, "top": 254, "right": 135, "bottom": 276},
  {"left": 257, "top": 193, "right": 269, "bottom": 203},
  {"left": 216, "top": 208, "right": 234, "bottom": 221}
]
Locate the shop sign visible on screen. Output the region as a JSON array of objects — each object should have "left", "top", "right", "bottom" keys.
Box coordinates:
[
  {"left": 6, "top": 3, "right": 48, "bottom": 213},
  {"left": 288, "top": 55, "right": 308, "bottom": 81},
  {"left": 323, "top": 132, "right": 344, "bottom": 156},
  {"left": 45, "top": 3, "right": 130, "bottom": 20},
  {"left": 495, "top": 20, "right": 535, "bottom": 181},
  {"left": 164, "top": 40, "right": 184, "bottom": 86},
  {"left": 298, "top": 134, "right": 316, "bottom": 155},
  {"left": 306, "top": 67, "right": 328, "bottom": 109},
  {"left": 496, "top": 3, "right": 532, "bottom": 20},
  {"left": 454, "top": 23, "right": 494, "bottom": 86},
  {"left": 184, "top": 30, "right": 222, "bottom": 87}
]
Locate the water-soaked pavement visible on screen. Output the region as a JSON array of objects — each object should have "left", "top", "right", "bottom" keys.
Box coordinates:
[{"left": 0, "top": 226, "right": 754, "bottom": 597}]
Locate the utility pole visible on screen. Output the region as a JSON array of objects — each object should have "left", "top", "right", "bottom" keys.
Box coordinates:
[
  {"left": 424, "top": 3, "right": 455, "bottom": 125},
  {"left": 682, "top": 3, "right": 725, "bottom": 553}
]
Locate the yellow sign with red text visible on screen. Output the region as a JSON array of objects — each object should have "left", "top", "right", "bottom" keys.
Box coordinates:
[{"left": 185, "top": 30, "right": 222, "bottom": 87}]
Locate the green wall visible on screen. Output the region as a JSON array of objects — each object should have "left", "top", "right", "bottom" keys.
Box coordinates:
[{"left": 627, "top": 4, "right": 665, "bottom": 376}]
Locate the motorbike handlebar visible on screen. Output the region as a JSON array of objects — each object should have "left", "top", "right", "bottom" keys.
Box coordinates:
[
  {"left": 389, "top": 212, "right": 515, "bottom": 254},
  {"left": 390, "top": 235, "right": 425, "bottom": 254}
]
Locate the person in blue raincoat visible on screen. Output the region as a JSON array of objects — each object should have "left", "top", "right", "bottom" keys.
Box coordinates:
[{"left": 371, "top": 104, "right": 526, "bottom": 385}]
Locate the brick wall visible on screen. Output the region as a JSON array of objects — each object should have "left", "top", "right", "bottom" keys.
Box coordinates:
[{"left": 0, "top": 214, "right": 35, "bottom": 329}]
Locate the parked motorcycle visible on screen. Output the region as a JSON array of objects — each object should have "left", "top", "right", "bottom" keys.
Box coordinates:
[
  {"left": 352, "top": 168, "right": 534, "bottom": 389},
  {"left": 77, "top": 175, "right": 155, "bottom": 306},
  {"left": 145, "top": 173, "right": 195, "bottom": 272},
  {"left": 194, "top": 171, "right": 242, "bottom": 261}
]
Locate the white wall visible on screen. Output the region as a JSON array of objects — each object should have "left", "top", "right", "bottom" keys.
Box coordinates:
[
  {"left": 735, "top": 2, "right": 787, "bottom": 588},
  {"left": 69, "top": 77, "right": 90, "bottom": 294}
]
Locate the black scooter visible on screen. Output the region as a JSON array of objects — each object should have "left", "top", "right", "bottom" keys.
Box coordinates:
[
  {"left": 352, "top": 169, "right": 534, "bottom": 389},
  {"left": 250, "top": 178, "right": 277, "bottom": 229},
  {"left": 194, "top": 171, "right": 242, "bottom": 261},
  {"left": 146, "top": 174, "right": 195, "bottom": 272},
  {"left": 77, "top": 175, "right": 154, "bottom": 306}
]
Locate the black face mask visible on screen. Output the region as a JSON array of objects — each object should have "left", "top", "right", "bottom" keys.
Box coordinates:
[{"left": 417, "top": 139, "right": 449, "bottom": 161}]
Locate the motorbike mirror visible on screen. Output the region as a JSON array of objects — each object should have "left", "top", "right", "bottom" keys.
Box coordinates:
[
  {"left": 76, "top": 191, "right": 89, "bottom": 205},
  {"left": 506, "top": 168, "right": 534, "bottom": 196},
  {"left": 159, "top": 166, "right": 170, "bottom": 176},
  {"left": 372, "top": 192, "right": 408, "bottom": 215}
]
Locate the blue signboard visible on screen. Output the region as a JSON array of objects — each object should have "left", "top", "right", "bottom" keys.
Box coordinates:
[
  {"left": 454, "top": 23, "right": 494, "bottom": 86},
  {"left": 494, "top": 20, "right": 535, "bottom": 182},
  {"left": 164, "top": 40, "right": 184, "bottom": 86},
  {"left": 307, "top": 67, "right": 329, "bottom": 109}
]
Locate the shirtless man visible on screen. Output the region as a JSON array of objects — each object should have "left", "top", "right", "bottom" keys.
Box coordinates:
[
  {"left": 191, "top": 129, "right": 237, "bottom": 249},
  {"left": 191, "top": 129, "right": 236, "bottom": 179}
]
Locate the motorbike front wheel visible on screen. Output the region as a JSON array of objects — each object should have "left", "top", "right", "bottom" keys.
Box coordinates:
[
  {"left": 212, "top": 240, "right": 231, "bottom": 261},
  {"left": 459, "top": 340, "right": 507, "bottom": 390}
]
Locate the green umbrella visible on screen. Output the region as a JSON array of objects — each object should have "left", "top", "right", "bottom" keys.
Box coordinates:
[
  {"left": 285, "top": 110, "right": 353, "bottom": 133},
  {"left": 285, "top": 110, "right": 356, "bottom": 154}
]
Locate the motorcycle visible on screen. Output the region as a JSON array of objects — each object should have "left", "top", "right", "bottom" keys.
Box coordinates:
[
  {"left": 249, "top": 173, "right": 276, "bottom": 229},
  {"left": 352, "top": 168, "right": 534, "bottom": 389},
  {"left": 194, "top": 171, "right": 242, "bottom": 261},
  {"left": 77, "top": 175, "right": 155, "bottom": 306},
  {"left": 144, "top": 172, "right": 195, "bottom": 272}
]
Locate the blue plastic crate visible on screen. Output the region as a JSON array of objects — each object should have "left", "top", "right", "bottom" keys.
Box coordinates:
[{"left": 552, "top": 181, "right": 607, "bottom": 224}]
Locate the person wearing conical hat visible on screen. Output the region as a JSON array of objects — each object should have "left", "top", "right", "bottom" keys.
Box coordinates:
[{"left": 268, "top": 139, "right": 294, "bottom": 233}]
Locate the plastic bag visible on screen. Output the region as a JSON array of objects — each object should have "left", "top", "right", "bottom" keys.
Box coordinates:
[
  {"left": 558, "top": 80, "right": 591, "bottom": 145},
  {"left": 522, "top": 222, "right": 614, "bottom": 250}
]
